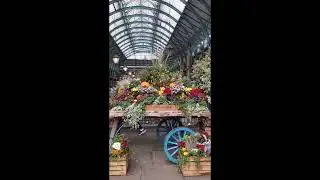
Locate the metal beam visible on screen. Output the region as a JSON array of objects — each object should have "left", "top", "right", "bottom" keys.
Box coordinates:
[
  {"left": 124, "top": 46, "right": 163, "bottom": 54},
  {"left": 110, "top": 21, "right": 172, "bottom": 36},
  {"left": 116, "top": 0, "right": 136, "bottom": 55},
  {"left": 124, "top": 47, "right": 163, "bottom": 56},
  {"left": 109, "top": 1, "right": 183, "bottom": 15},
  {"left": 109, "top": 14, "right": 176, "bottom": 30},
  {"left": 120, "top": 41, "right": 165, "bottom": 52},
  {"left": 116, "top": 34, "right": 167, "bottom": 47},
  {"left": 188, "top": 1, "right": 211, "bottom": 17},
  {"left": 121, "top": 43, "right": 164, "bottom": 54},
  {"left": 113, "top": 27, "right": 171, "bottom": 41},
  {"left": 109, "top": 6, "right": 179, "bottom": 23},
  {"left": 118, "top": 37, "right": 167, "bottom": 48},
  {"left": 186, "top": 5, "right": 210, "bottom": 31},
  {"left": 124, "top": 50, "right": 161, "bottom": 58},
  {"left": 195, "top": 0, "right": 211, "bottom": 12}
]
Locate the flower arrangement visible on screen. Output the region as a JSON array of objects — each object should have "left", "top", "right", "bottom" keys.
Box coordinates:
[
  {"left": 109, "top": 55, "right": 211, "bottom": 129},
  {"left": 177, "top": 131, "right": 211, "bottom": 170},
  {"left": 110, "top": 134, "right": 129, "bottom": 159}
]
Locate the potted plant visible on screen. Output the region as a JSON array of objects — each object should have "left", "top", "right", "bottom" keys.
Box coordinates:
[
  {"left": 177, "top": 132, "right": 211, "bottom": 176},
  {"left": 109, "top": 134, "right": 130, "bottom": 176}
]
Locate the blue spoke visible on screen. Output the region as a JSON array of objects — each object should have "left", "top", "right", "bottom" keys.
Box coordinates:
[
  {"left": 168, "top": 146, "right": 178, "bottom": 150},
  {"left": 170, "top": 148, "right": 179, "bottom": 156},
  {"left": 171, "top": 135, "right": 179, "bottom": 142},
  {"left": 167, "top": 141, "right": 177, "bottom": 145},
  {"left": 178, "top": 132, "right": 182, "bottom": 141}
]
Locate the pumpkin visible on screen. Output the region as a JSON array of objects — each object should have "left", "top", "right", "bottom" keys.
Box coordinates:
[{"left": 141, "top": 81, "right": 150, "bottom": 88}]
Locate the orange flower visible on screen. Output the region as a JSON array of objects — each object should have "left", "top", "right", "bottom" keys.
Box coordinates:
[{"left": 141, "top": 82, "right": 150, "bottom": 88}]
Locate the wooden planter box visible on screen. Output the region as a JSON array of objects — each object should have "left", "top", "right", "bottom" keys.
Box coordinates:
[
  {"left": 181, "top": 157, "right": 211, "bottom": 176},
  {"left": 109, "top": 154, "right": 129, "bottom": 176},
  {"left": 145, "top": 105, "right": 179, "bottom": 111}
]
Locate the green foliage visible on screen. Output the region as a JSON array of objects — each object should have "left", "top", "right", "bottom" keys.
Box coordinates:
[
  {"left": 191, "top": 49, "right": 211, "bottom": 94},
  {"left": 123, "top": 103, "right": 145, "bottom": 129},
  {"left": 137, "top": 55, "right": 181, "bottom": 88},
  {"left": 112, "top": 134, "right": 123, "bottom": 143}
]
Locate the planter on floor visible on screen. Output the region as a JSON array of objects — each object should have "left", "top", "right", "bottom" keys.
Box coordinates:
[
  {"left": 109, "top": 134, "right": 129, "bottom": 176},
  {"left": 109, "top": 154, "right": 129, "bottom": 176},
  {"left": 181, "top": 156, "right": 211, "bottom": 176}
]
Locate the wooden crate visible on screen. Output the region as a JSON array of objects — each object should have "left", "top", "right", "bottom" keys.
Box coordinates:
[
  {"left": 109, "top": 154, "right": 129, "bottom": 176},
  {"left": 181, "top": 157, "right": 211, "bottom": 176},
  {"left": 145, "top": 105, "right": 179, "bottom": 111}
]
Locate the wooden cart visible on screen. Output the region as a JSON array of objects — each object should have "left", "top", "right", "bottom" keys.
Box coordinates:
[{"left": 109, "top": 105, "right": 211, "bottom": 164}]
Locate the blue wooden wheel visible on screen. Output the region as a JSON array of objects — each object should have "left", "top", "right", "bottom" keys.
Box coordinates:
[
  {"left": 156, "top": 118, "right": 183, "bottom": 141},
  {"left": 163, "top": 127, "right": 195, "bottom": 164}
]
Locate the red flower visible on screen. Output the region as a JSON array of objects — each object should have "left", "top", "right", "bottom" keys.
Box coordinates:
[
  {"left": 121, "top": 140, "right": 128, "bottom": 148},
  {"left": 196, "top": 144, "right": 205, "bottom": 152},
  {"left": 190, "top": 88, "right": 205, "bottom": 98},
  {"left": 202, "top": 131, "right": 209, "bottom": 138},
  {"left": 177, "top": 141, "right": 185, "bottom": 147},
  {"left": 163, "top": 88, "right": 172, "bottom": 95}
]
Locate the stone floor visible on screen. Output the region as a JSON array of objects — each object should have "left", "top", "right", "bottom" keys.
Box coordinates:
[{"left": 110, "top": 129, "right": 210, "bottom": 180}]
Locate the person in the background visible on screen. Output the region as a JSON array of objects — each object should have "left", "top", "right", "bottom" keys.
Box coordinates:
[
  {"left": 137, "top": 122, "right": 146, "bottom": 135},
  {"left": 133, "top": 99, "right": 146, "bottom": 135},
  {"left": 116, "top": 99, "right": 146, "bottom": 136}
]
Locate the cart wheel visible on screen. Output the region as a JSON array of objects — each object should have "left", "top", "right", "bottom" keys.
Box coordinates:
[
  {"left": 156, "top": 118, "right": 183, "bottom": 141},
  {"left": 163, "top": 127, "right": 195, "bottom": 164}
]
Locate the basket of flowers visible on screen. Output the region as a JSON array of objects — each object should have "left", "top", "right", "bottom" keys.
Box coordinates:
[
  {"left": 109, "top": 134, "right": 130, "bottom": 176},
  {"left": 177, "top": 131, "right": 211, "bottom": 176}
]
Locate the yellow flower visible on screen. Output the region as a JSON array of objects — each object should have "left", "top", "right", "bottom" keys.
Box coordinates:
[
  {"left": 169, "top": 82, "right": 175, "bottom": 87},
  {"left": 118, "top": 88, "right": 124, "bottom": 93},
  {"left": 159, "top": 90, "right": 164, "bottom": 95},
  {"left": 131, "top": 87, "right": 138, "bottom": 92},
  {"left": 185, "top": 88, "right": 192, "bottom": 92},
  {"left": 181, "top": 147, "right": 187, "bottom": 152},
  {"left": 160, "top": 87, "right": 165, "bottom": 91},
  {"left": 112, "top": 149, "right": 120, "bottom": 155},
  {"left": 183, "top": 152, "right": 189, "bottom": 156}
]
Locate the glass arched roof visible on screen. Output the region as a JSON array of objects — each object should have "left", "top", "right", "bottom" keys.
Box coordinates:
[{"left": 109, "top": 0, "right": 188, "bottom": 60}]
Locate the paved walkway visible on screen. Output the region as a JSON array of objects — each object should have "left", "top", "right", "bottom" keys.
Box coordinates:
[{"left": 110, "top": 129, "right": 210, "bottom": 180}]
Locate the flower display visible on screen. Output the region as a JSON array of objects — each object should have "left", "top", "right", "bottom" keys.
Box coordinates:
[
  {"left": 109, "top": 53, "right": 210, "bottom": 130},
  {"left": 110, "top": 134, "right": 129, "bottom": 158},
  {"left": 177, "top": 132, "right": 211, "bottom": 169}
]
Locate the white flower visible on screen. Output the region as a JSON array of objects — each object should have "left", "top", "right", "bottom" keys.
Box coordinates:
[{"left": 112, "top": 142, "right": 121, "bottom": 150}]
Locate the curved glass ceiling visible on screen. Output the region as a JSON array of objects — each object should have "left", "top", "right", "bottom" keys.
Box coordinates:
[{"left": 109, "top": 0, "right": 188, "bottom": 60}]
